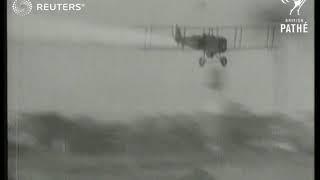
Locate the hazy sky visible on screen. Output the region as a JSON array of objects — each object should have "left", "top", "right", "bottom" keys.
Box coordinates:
[{"left": 7, "top": 0, "right": 314, "bottom": 120}]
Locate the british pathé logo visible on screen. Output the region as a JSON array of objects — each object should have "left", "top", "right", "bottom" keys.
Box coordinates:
[
  {"left": 280, "top": 18, "right": 308, "bottom": 33},
  {"left": 12, "top": 0, "right": 33, "bottom": 16},
  {"left": 281, "top": 0, "right": 307, "bottom": 16},
  {"left": 280, "top": 0, "right": 309, "bottom": 34}
]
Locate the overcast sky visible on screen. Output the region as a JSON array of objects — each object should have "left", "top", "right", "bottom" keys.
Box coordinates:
[{"left": 7, "top": 0, "right": 314, "bottom": 120}]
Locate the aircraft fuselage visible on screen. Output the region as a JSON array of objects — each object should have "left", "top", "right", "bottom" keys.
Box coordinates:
[{"left": 178, "top": 35, "right": 227, "bottom": 57}]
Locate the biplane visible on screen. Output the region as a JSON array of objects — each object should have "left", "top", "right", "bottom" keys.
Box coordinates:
[{"left": 136, "top": 24, "right": 279, "bottom": 67}]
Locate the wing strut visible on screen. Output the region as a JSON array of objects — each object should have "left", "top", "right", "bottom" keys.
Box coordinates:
[
  {"left": 266, "top": 25, "right": 270, "bottom": 48},
  {"left": 239, "top": 27, "right": 243, "bottom": 48},
  {"left": 182, "top": 26, "right": 186, "bottom": 50},
  {"left": 144, "top": 27, "right": 148, "bottom": 49},
  {"left": 234, "top": 27, "right": 238, "bottom": 48},
  {"left": 271, "top": 26, "right": 276, "bottom": 49},
  {"left": 149, "top": 25, "right": 152, "bottom": 48},
  {"left": 144, "top": 25, "right": 153, "bottom": 49}
]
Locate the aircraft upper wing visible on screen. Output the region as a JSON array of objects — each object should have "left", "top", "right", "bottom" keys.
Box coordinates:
[{"left": 133, "top": 24, "right": 280, "bottom": 51}]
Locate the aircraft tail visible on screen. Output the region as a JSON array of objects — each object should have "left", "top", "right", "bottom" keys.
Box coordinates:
[{"left": 172, "top": 24, "right": 183, "bottom": 44}]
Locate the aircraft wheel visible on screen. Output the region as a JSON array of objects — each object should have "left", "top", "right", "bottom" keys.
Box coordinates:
[
  {"left": 220, "top": 56, "right": 227, "bottom": 67},
  {"left": 199, "top": 57, "right": 206, "bottom": 67}
]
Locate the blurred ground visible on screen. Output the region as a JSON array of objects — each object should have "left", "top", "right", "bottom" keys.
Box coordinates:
[{"left": 8, "top": 105, "right": 313, "bottom": 180}]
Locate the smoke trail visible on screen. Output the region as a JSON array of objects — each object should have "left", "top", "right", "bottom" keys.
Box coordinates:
[{"left": 8, "top": 16, "right": 176, "bottom": 48}]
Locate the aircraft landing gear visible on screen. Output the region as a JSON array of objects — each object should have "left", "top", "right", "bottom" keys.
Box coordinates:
[
  {"left": 199, "top": 57, "right": 206, "bottom": 67},
  {"left": 219, "top": 56, "right": 227, "bottom": 67},
  {"left": 199, "top": 51, "right": 227, "bottom": 68}
]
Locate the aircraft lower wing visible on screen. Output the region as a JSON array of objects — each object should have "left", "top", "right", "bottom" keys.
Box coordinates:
[{"left": 139, "top": 46, "right": 195, "bottom": 51}]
